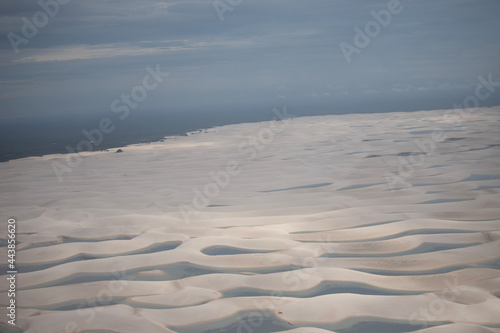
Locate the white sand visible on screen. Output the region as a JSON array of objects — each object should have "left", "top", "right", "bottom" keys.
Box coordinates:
[{"left": 1, "top": 107, "right": 499, "bottom": 332}]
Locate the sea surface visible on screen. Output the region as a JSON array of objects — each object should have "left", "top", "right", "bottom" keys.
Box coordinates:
[{"left": 0, "top": 108, "right": 278, "bottom": 162}]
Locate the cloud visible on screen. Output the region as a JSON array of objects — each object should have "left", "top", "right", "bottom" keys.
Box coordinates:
[
  {"left": 13, "top": 44, "right": 168, "bottom": 63},
  {"left": 0, "top": 0, "right": 499, "bottom": 118}
]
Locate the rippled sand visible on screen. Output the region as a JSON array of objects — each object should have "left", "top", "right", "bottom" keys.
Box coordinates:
[{"left": 1, "top": 107, "right": 500, "bottom": 333}]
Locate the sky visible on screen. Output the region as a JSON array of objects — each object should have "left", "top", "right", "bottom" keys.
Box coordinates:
[{"left": 1, "top": 0, "right": 500, "bottom": 120}]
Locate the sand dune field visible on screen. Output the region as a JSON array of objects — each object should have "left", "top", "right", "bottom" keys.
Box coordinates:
[{"left": 1, "top": 107, "right": 499, "bottom": 332}]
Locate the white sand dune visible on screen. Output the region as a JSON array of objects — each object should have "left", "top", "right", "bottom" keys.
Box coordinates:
[{"left": 1, "top": 107, "right": 499, "bottom": 332}]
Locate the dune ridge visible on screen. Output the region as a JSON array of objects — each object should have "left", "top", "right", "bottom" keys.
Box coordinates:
[{"left": 1, "top": 107, "right": 499, "bottom": 332}]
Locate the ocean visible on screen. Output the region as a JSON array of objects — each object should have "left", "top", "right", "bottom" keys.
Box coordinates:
[{"left": 0, "top": 108, "right": 278, "bottom": 162}]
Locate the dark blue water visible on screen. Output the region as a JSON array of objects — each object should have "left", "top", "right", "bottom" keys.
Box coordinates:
[{"left": 0, "top": 108, "right": 279, "bottom": 162}]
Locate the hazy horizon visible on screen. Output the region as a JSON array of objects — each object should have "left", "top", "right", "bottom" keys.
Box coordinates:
[{"left": 1, "top": 0, "right": 500, "bottom": 121}]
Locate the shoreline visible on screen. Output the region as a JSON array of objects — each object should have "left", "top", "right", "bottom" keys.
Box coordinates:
[{"left": 3, "top": 105, "right": 499, "bottom": 164}]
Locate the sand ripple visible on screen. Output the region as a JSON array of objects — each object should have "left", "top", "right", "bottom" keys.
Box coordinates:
[{"left": 1, "top": 107, "right": 499, "bottom": 332}]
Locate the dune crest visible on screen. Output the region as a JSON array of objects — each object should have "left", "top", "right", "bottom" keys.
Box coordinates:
[{"left": 1, "top": 107, "right": 499, "bottom": 332}]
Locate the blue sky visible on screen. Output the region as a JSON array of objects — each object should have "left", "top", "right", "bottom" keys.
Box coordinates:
[{"left": 1, "top": 0, "right": 500, "bottom": 119}]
